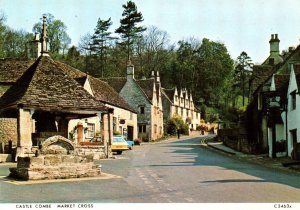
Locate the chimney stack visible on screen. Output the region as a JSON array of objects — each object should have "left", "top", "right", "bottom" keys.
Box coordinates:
[
  {"left": 151, "top": 71, "right": 155, "bottom": 78},
  {"left": 269, "top": 33, "right": 280, "bottom": 57},
  {"left": 156, "top": 71, "right": 160, "bottom": 83},
  {"left": 126, "top": 59, "right": 134, "bottom": 80},
  {"left": 31, "top": 32, "right": 41, "bottom": 58},
  {"left": 41, "top": 16, "right": 49, "bottom": 56}
]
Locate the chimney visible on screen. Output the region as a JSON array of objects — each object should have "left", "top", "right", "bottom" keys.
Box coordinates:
[
  {"left": 41, "top": 16, "right": 49, "bottom": 56},
  {"left": 156, "top": 71, "right": 160, "bottom": 83},
  {"left": 269, "top": 33, "right": 280, "bottom": 57},
  {"left": 126, "top": 59, "right": 134, "bottom": 80},
  {"left": 151, "top": 71, "right": 155, "bottom": 78},
  {"left": 31, "top": 32, "right": 41, "bottom": 58}
]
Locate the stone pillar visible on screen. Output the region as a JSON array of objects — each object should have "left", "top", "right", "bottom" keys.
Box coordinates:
[
  {"left": 16, "top": 108, "right": 33, "bottom": 160},
  {"left": 77, "top": 122, "right": 83, "bottom": 144},
  {"left": 102, "top": 112, "right": 113, "bottom": 158},
  {"left": 58, "top": 118, "right": 69, "bottom": 138}
]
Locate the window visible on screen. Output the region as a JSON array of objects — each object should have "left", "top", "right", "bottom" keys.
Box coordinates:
[
  {"left": 159, "top": 126, "right": 162, "bottom": 135},
  {"left": 186, "top": 109, "right": 188, "bottom": 117},
  {"left": 181, "top": 108, "right": 184, "bottom": 116},
  {"left": 140, "top": 106, "right": 145, "bottom": 114},
  {"left": 175, "top": 106, "right": 178, "bottom": 114},
  {"left": 138, "top": 124, "right": 147, "bottom": 133},
  {"left": 290, "top": 129, "right": 297, "bottom": 148},
  {"left": 291, "top": 91, "right": 296, "bottom": 110},
  {"left": 175, "top": 96, "right": 178, "bottom": 102},
  {"left": 86, "top": 123, "right": 95, "bottom": 138},
  {"left": 154, "top": 124, "right": 157, "bottom": 133},
  {"left": 181, "top": 98, "right": 184, "bottom": 103}
]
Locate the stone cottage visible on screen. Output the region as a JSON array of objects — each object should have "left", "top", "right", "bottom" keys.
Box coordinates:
[
  {"left": 103, "top": 61, "right": 164, "bottom": 141},
  {"left": 161, "top": 87, "right": 201, "bottom": 130},
  {"left": 249, "top": 33, "right": 300, "bottom": 159}
]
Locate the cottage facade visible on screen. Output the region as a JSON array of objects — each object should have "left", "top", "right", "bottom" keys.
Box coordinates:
[
  {"left": 161, "top": 87, "right": 200, "bottom": 130},
  {"left": 249, "top": 33, "right": 300, "bottom": 159},
  {"left": 104, "top": 62, "right": 164, "bottom": 141}
]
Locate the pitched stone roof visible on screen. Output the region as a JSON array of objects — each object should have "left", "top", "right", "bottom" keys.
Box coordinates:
[
  {"left": 101, "top": 77, "right": 127, "bottom": 93},
  {"left": 161, "top": 88, "right": 175, "bottom": 103},
  {"left": 136, "top": 78, "right": 155, "bottom": 101},
  {"left": 0, "top": 56, "right": 107, "bottom": 112},
  {"left": 88, "top": 76, "right": 136, "bottom": 112},
  {"left": 251, "top": 65, "right": 274, "bottom": 95},
  {"left": 274, "top": 74, "right": 289, "bottom": 96},
  {"left": 0, "top": 58, "right": 34, "bottom": 83}
]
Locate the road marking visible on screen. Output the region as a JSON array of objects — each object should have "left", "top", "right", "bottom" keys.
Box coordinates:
[
  {"left": 1, "top": 172, "right": 122, "bottom": 185},
  {"left": 184, "top": 198, "right": 194, "bottom": 202}
]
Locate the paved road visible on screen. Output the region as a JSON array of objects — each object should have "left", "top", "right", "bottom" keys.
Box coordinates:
[{"left": 0, "top": 136, "right": 300, "bottom": 203}]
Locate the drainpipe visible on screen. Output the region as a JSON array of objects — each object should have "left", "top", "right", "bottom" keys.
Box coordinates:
[
  {"left": 285, "top": 103, "right": 288, "bottom": 157},
  {"left": 107, "top": 109, "right": 113, "bottom": 158}
]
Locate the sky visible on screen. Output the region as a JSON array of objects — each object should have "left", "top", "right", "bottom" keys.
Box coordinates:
[{"left": 1, "top": 0, "right": 300, "bottom": 63}]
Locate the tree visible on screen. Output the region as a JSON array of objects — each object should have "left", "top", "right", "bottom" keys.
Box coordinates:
[
  {"left": 115, "top": 0, "right": 146, "bottom": 60},
  {"left": 90, "top": 17, "right": 115, "bottom": 77},
  {"left": 234, "top": 51, "right": 253, "bottom": 106},
  {"left": 32, "top": 13, "right": 71, "bottom": 55}
]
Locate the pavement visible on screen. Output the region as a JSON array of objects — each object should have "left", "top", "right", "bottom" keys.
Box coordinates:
[{"left": 203, "top": 135, "right": 300, "bottom": 174}]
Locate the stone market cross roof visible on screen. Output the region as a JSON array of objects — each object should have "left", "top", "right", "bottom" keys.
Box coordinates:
[{"left": 0, "top": 56, "right": 107, "bottom": 112}]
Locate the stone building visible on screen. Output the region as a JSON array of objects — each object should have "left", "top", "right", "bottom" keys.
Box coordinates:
[
  {"left": 249, "top": 33, "right": 300, "bottom": 158},
  {"left": 161, "top": 87, "right": 201, "bottom": 130},
  {"left": 103, "top": 62, "right": 164, "bottom": 141}
]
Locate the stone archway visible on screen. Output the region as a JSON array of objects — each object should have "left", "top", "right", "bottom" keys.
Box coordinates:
[{"left": 40, "top": 135, "right": 74, "bottom": 155}]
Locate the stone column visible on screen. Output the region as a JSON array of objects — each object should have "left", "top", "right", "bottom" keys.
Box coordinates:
[
  {"left": 77, "top": 122, "right": 83, "bottom": 144},
  {"left": 16, "top": 108, "right": 33, "bottom": 160},
  {"left": 58, "top": 118, "right": 69, "bottom": 138},
  {"left": 102, "top": 112, "right": 113, "bottom": 158}
]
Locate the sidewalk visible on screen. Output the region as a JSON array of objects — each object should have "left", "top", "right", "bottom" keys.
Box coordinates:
[{"left": 205, "top": 138, "right": 300, "bottom": 174}]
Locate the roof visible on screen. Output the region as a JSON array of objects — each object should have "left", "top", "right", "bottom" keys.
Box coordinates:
[
  {"left": 274, "top": 74, "right": 290, "bottom": 97},
  {"left": 0, "top": 58, "right": 34, "bottom": 83},
  {"left": 101, "top": 77, "right": 127, "bottom": 93},
  {"left": 0, "top": 56, "right": 107, "bottom": 112},
  {"left": 136, "top": 78, "right": 155, "bottom": 101},
  {"left": 161, "top": 88, "right": 175, "bottom": 103},
  {"left": 251, "top": 65, "right": 275, "bottom": 95},
  {"left": 88, "top": 76, "right": 136, "bottom": 112}
]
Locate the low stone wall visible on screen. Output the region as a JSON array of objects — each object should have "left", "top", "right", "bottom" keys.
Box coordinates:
[
  {"left": 9, "top": 154, "right": 101, "bottom": 180},
  {"left": 218, "top": 128, "right": 252, "bottom": 153},
  {"left": 76, "top": 145, "right": 107, "bottom": 160}
]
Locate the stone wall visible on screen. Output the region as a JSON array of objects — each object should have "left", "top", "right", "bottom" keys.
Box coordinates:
[
  {"left": 76, "top": 145, "right": 106, "bottom": 160},
  {"left": 0, "top": 118, "right": 17, "bottom": 146},
  {"left": 9, "top": 155, "right": 101, "bottom": 180}
]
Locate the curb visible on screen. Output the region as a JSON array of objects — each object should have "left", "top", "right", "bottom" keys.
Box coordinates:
[{"left": 206, "top": 143, "right": 236, "bottom": 155}]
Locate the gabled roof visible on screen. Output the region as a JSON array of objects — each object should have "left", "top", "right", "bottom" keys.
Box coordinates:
[
  {"left": 162, "top": 88, "right": 175, "bottom": 102},
  {"left": 274, "top": 74, "right": 290, "bottom": 96},
  {"left": 101, "top": 77, "right": 127, "bottom": 93},
  {"left": 88, "top": 76, "right": 136, "bottom": 113},
  {"left": 136, "top": 78, "right": 155, "bottom": 101},
  {"left": 251, "top": 65, "right": 274, "bottom": 95},
  {"left": 0, "top": 58, "right": 34, "bottom": 83},
  {"left": 0, "top": 56, "right": 107, "bottom": 112}
]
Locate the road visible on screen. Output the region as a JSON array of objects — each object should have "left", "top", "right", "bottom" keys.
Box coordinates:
[{"left": 0, "top": 136, "right": 300, "bottom": 203}]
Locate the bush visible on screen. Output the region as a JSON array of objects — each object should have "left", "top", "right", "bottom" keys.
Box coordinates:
[{"left": 166, "top": 116, "right": 189, "bottom": 135}]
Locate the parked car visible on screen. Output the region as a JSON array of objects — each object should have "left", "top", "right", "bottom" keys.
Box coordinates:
[
  {"left": 126, "top": 139, "right": 134, "bottom": 150},
  {"left": 111, "top": 135, "right": 129, "bottom": 155},
  {"left": 114, "top": 135, "right": 134, "bottom": 150}
]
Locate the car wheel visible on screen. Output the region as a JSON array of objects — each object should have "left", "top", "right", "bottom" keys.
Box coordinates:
[
  {"left": 117, "top": 151, "right": 122, "bottom": 155},
  {"left": 129, "top": 146, "right": 133, "bottom": 150}
]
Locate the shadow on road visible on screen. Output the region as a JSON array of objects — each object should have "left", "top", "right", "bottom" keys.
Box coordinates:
[{"left": 151, "top": 137, "right": 300, "bottom": 189}]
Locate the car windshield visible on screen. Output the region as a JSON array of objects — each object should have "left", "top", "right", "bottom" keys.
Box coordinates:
[{"left": 113, "top": 137, "right": 126, "bottom": 143}]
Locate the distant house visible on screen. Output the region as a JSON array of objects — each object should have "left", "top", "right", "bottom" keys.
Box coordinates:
[
  {"left": 161, "top": 87, "right": 200, "bottom": 130},
  {"left": 103, "top": 62, "right": 164, "bottom": 141}
]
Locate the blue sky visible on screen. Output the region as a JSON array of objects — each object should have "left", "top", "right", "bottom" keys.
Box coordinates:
[{"left": 1, "top": 0, "right": 300, "bottom": 63}]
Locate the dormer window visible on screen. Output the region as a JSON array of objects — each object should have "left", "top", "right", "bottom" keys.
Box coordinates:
[{"left": 140, "top": 106, "right": 145, "bottom": 114}]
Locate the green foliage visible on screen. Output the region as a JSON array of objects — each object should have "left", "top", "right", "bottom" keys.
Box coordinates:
[
  {"left": 166, "top": 116, "right": 189, "bottom": 135},
  {"left": 115, "top": 0, "right": 146, "bottom": 59}
]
